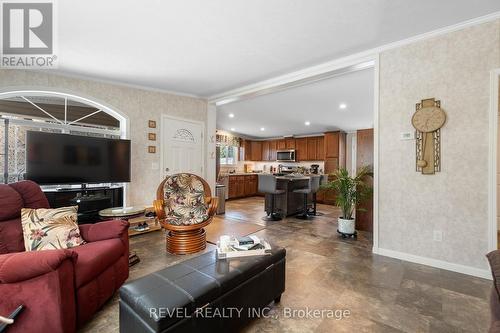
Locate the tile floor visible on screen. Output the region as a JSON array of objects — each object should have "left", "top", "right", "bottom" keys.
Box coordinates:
[{"left": 80, "top": 197, "right": 491, "bottom": 333}]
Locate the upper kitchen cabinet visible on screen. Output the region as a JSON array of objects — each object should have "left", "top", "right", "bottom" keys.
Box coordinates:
[
  {"left": 250, "top": 141, "right": 262, "bottom": 161},
  {"left": 269, "top": 140, "right": 277, "bottom": 160},
  {"left": 324, "top": 132, "right": 339, "bottom": 158},
  {"left": 316, "top": 136, "right": 324, "bottom": 160},
  {"left": 261, "top": 140, "right": 270, "bottom": 161},
  {"left": 296, "top": 138, "right": 308, "bottom": 161},
  {"left": 306, "top": 137, "right": 317, "bottom": 160},
  {"left": 239, "top": 139, "right": 252, "bottom": 161},
  {"left": 277, "top": 139, "right": 286, "bottom": 150},
  {"left": 324, "top": 131, "right": 346, "bottom": 173},
  {"left": 285, "top": 138, "right": 295, "bottom": 149}
]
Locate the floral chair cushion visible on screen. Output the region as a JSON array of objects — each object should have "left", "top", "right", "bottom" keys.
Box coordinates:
[
  {"left": 163, "top": 174, "right": 209, "bottom": 226},
  {"left": 21, "top": 205, "right": 86, "bottom": 251}
]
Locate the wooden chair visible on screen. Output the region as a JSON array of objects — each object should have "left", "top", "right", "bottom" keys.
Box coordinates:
[{"left": 153, "top": 173, "right": 218, "bottom": 254}]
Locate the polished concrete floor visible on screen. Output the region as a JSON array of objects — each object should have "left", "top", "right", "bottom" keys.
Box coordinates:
[{"left": 80, "top": 197, "right": 491, "bottom": 333}]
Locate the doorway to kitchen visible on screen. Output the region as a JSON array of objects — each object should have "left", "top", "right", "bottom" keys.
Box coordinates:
[{"left": 211, "top": 59, "right": 377, "bottom": 246}]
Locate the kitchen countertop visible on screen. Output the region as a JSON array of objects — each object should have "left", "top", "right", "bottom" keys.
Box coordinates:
[
  {"left": 226, "top": 172, "right": 260, "bottom": 176},
  {"left": 224, "top": 173, "right": 323, "bottom": 179},
  {"left": 275, "top": 176, "right": 311, "bottom": 180}
]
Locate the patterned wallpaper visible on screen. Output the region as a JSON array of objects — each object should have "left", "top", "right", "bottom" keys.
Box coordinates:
[
  {"left": 0, "top": 71, "right": 208, "bottom": 206},
  {"left": 378, "top": 19, "right": 500, "bottom": 270}
]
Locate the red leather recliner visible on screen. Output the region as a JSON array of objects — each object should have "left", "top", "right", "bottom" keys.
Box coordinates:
[{"left": 0, "top": 181, "right": 129, "bottom": 333}]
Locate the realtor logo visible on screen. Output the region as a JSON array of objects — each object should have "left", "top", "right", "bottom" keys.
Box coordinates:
[{"left": 1, "top": 0, "right": 57, "bottom": 68}]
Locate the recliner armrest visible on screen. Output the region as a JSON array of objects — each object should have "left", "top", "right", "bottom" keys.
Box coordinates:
[
  {"left": 0, "top": 249, "right": 76, "bottom": 283},
  {"left": 79, "top": 220, "right": 129, "bottom": 243}
]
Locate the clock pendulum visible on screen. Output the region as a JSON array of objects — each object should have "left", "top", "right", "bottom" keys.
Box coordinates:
[{"left": 411, "top": 98, "right": 446, "bottom": 175}]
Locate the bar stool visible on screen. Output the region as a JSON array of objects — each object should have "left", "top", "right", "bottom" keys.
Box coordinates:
[
  {"left": 258, "top": 174, "right": 285, "bottom": 221},
  {"left": 308, "top": 175, "right": 322, "bottom": 216},
  {"left": 293, "top": 176, "right": 317, "bottom": 220},
  {"left": 309, "top": 175, "right": 326, "bottom": 216}
]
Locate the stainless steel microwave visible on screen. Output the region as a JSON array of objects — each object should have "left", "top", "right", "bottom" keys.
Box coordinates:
[{"left": 276, "top": 149, "right": 296, "bottom": 162}]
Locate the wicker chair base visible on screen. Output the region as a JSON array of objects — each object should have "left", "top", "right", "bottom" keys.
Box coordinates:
[{"left": 166, "top": 228, "right": 207, "bottom": 254}]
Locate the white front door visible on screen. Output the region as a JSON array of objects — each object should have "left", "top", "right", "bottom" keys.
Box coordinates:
[{"left": 161, "top": 116, "right": 204, "bottom": 178}]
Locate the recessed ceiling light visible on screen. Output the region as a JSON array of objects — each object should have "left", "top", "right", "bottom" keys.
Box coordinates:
[
  {"left": 260, "top": 127, "right": 265, "bottom": 131},
  {"left": 339, "top": 103, "right": 347, "bottom": 110},
  {"left": 305, "top": 121, "right": 311, "bottom": 126},
  {"left": 228, "top": 113, "right": 234, "bottom": 118},
  {"left": 230, "top": 128, "right": 235, "bottom": 131}
]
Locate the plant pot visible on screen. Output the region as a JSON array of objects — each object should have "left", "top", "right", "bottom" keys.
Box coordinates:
[{"left": 338, "top": 217, "right": 355, "bottom": 235}]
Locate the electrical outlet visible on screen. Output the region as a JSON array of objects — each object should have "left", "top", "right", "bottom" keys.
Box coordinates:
[
  {"left": 433, "top": 230, "right": 443, "bottom": 242},
  {"left": 151, "top": 162, "right": 159, "bottom": 170}
]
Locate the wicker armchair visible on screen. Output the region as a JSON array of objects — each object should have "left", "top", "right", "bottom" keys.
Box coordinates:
[{"left": 153, "top": 173, "right": 218, "bottom": 254}]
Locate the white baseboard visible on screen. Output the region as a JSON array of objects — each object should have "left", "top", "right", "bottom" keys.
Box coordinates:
[{"left": 373, "top": 247, "right": 492, "bottom": 280}]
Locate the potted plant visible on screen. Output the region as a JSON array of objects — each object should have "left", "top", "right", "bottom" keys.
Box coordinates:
[{"left": 320, "top": 166, "right": 373, "bottom": 235}]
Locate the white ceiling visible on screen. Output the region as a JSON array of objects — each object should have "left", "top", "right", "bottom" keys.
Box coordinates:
[
  {"left": 56, "top": 1, "right": 500, "bottom": 97},
  {"left": 217, "top": 68, "right": 374, "bottom": 138}
]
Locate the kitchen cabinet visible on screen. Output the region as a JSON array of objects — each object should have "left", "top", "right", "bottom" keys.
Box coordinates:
[
  {"left": 324, "top": 157, "right": 339, "bottom": 174},
  {"left": 238, "top": 134, "right": 336, "bottom": 164},
  {"left": 324, "top": 131, "right": 346, "bottom": 173},
  {"left": 262, "top": 141, "right": 270, "bottom": 161},
  {"left": 269, "top": 140, "right": 277, "bottom": 160},
  {"left": 356, "top": 128, "right": 374, "bottom": 232},
  {"left": 296, "top": 137, "right": 308, "bottom": 161},
  {"left": 228, "top": 176, "right": 237, "bottom": 198},
  {"left": 228, "top": 174, "right": 258, "bottom": 198},
  {"left": 317, "top": 136, "right": 324, "bottom": 160},
  {"left": 285, "top": 138, "right": 295, "bottom": 149},
  {"left": 228, "top": 175, "right": 246, "bottom": 198},
  {"left": 317, "top": 174, "right": 336, "bottom": 205},
  {"left": 324, "top": 132, "right": 339, "bottom": 158},
  {"left": 292, "top": 136, "right": 325, "bottom": 161},
  {"left": 239, "top": 140, "right": 252, "bottom": 161},
  {"left": 244, "top": 175, "right": 258, "bottom": 196},
  {"left": 250, "top": 141, "right": 262, "bottom": 161},
  {"left": 306, "top": 137, "right": 317, "bottom": 160}
]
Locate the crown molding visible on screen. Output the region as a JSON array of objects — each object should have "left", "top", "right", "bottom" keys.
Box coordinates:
[
  {"left": 34, "top": 69, "right": 205, "bottom": 100},
  {"left": 209, "top": 11, "right": 500, "bottom": 106}
]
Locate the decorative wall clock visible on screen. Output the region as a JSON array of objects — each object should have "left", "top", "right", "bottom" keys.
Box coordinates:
[{"left": 411, "top": 98, "right": 446, "bottom": 174}]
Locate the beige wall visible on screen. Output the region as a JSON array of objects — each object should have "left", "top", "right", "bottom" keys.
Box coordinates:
[
  {"left": 378, "top": 20, "right": 500, "bottom": 270},
  {"left": 0, "top": 70, "right": 208, "bottom": 206}
]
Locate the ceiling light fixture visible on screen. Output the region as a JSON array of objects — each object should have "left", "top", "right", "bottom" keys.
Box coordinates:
[
  {"left": 230, "top": 128, "right": 235, "bottom": 131},
  {"left": 339, "top": 103, "right": 347, "bottom": 110},
  {"left": 260, "top": 127, "right": 265, "bottom": 131},
  {"left": 228, "top": 113, "right": 234, "bottom": 118},
  {"left": 305, "top": 121, "right": 310, "bottom": 126}
]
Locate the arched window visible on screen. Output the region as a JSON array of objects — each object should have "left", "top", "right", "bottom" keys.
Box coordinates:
[{"left": 0, "top": 90, "right": 127, "bottom": 183}]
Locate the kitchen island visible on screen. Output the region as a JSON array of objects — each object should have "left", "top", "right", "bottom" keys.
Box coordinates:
[{"left": 264, "top": 175, "right": 314, "bottom": 217}]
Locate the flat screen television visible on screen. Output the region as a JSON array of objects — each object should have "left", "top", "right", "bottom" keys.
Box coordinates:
[{"left": 26, "top": 131, "right": 131, "bottom": 185}]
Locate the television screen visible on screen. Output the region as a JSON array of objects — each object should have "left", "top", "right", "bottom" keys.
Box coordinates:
[{"left": 26, "top": 131, "right": 131, "bottom": 185}]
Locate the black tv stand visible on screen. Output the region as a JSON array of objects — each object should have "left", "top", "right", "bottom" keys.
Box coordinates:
[
  {"left": 43, "top": 186, "right": 123, "bottom": 224},
  {"left": 55, "top": 185, "right": 111, "bottom": 192}
]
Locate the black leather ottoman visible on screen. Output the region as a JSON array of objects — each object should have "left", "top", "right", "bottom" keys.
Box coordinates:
[{"left": 119, "top": 247, "right": 286, "bottom": 333}]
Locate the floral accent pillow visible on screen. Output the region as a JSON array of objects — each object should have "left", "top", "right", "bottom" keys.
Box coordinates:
[
  {"left": 163, "top": 174, "right": 209, "bottom": 226},
  {"left": 21, "top": 206, "right": 85, "bottom": 251}
]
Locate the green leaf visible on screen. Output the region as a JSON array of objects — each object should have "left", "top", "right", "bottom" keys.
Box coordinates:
[{"left": 320, "top": 165, "right": 373, "bottom": 219}]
